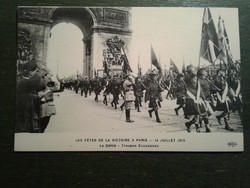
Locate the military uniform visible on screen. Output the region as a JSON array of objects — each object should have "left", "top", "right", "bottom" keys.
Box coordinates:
[
  {"left": 183, "top": 66, "right": 203, "bottom": 132},
  {"left": 134, "top": 77, "right": 146, "bottom": 112},
  {"left": 228, "top": 69, "right": 242, "bottom": 120},
  {"left": 146, "top": 71, "right": 162, "bottom": 123},
  {"left": 214, "top": 70, "right": 234, "bottom": 131},
  {"left": 123, "top": 75, "right": 135, "bottom": 122},
  {"left": 110, "top": 75, "right": 121, "bottom": 109},
  {"left": 197, "top": 69, "right": 214, "bottom": 132},
  {"left": 174, "top": 73, "right": 187, "bottom": 116},
  {"left": 81, "top": 78, "right": 90, "bottom": 98}
]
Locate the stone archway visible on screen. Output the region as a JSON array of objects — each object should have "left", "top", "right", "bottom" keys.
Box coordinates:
[{"left": 17, "top": 7, "right": 132, "bottom": 78}]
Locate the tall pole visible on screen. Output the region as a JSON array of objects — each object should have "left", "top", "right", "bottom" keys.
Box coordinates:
[
  {"left": 57, "top": 63, "right": 59, "bottom": 76},
  {"left": 196, "top": 7, "right": 206, "bottom": 101}
]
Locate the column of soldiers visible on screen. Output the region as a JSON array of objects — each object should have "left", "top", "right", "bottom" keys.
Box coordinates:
[{"left": 64, "top": 64, "right": 242, "bottom": 132}]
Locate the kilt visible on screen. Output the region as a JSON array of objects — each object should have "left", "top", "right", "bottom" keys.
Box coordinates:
[
  {"left": 177, "top": 97, "right": 185, "bottom": 105},
  {"left": 184, "top": 97, "right": 207, "bottom": 116},
  {"left": 230, "top": 96, "right": 242, "bottom": 113},
  {"left": 183, "top": 98, "right": 198, "bottom": 116},
  {"left": 149, "top": 98, "right": 158, "bottom": 110},
  {"left": 216, "top": 99, "right": 231, "bottom": 112}
]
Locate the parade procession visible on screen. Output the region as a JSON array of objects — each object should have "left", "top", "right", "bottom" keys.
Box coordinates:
[{"left": 15, "top": 7, "right": 242, "bottom": 134}]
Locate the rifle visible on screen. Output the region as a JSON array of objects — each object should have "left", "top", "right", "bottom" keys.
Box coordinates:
[{"left": 205, "top": 77, "right": 221, "bottom": 92}]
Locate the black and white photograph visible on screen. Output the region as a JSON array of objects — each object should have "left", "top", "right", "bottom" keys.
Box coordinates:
[{"left": 15, "top": 7, "right": 243, "bottom": 151}]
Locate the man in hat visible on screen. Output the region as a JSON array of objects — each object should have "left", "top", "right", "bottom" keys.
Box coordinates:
[
  {"left": 228, "top": 68, "right": 242, "bottom": 121},
  {"left": 197, "top": 68, "right": 214, "bottom": 132},
  {"left": 184, "top": 66, "right": 201, "bottom": 132},
  {"left": 134, "top": 76, "right": 146, "bottom": 112},
  {"left": 109, "top": 74, "right": 121, "bottom": 109},
  {"left": 123, "top": 74, "right": 135, "bottom": 122},
  {"left": 81, "top": 77, "right": 90, "bottom": 98},
  {"left": 214, "top": 70, "right": 234, "bottom": 131},
  {"left": 16, "top": 60, "right": 39, "bottom": 132},
  {"left": 174, "top": 73, "right": 187, "bottom": 116},
  {"left": 146, "top": 70, "right": 162, "bottom": 123},
  {"left": 16, "top": 60, "right": 47, "bottom": 133}
]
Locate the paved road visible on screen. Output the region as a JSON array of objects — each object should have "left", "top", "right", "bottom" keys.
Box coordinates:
[{"left": 46, "top": 90, "right": 243, "bottom": 133}]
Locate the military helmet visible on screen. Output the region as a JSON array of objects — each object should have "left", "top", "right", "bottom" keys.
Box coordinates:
[
  {"left": 187, "top": 65, "right": 197, "bottom": 76},
  {"left": 198, "top": 68, "right": 208, "bottom": 77},
  {"left": 177, "top": 73, "right": 184, "bottom": 79}
]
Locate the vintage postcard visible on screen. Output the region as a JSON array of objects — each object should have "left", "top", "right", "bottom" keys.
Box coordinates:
[{"left": 15, "top": 7, "right": 243, "bottom": 151}]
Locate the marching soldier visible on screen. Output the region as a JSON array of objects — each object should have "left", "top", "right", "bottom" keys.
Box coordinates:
[
  {"left": 102, "top": 76, "right": 110, "bottom": 106},
  {"left": 146, "top": 70, "right": 163, "bottom": 123},
  {"left": 81, "top": 77, "right": 90, "bottom": 98},
  {"left": 123, "top": 74, "right": 135, "bottom": 123},
  {"left": 184, "top": 66, "right": 202, "bottom": 132},
  {"left": 110, "top": 75, "right": 121, "bottom": 109},
  {"left": 214, "top": 70, "right": 234, "bottom": 131},
  {"left": 74, "top": 75, "right": 81, "bottom": 94},
  {"left": 228, "top": 68, "right": 242, "bottom": 120},
  {"left": 134, "top": 77, "right": 146, "bottom": 112},
  {"left": 174, "top": 73, "right": 187, "bottom": 116},
  {"left": 197, "top": 68, "right": 214, "bottom": 132}
]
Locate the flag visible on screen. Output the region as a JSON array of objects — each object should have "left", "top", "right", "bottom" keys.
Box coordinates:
[
  {"left": 218, "top": 15, "right": 229, "bottom": 65},
  {"left": 121, "top": 47, "right": 133, "bottom": 73},
  {"left": 223, "top": 19, "right": 230, "bottom": 50},
  {"left": 200, "top": 7, "right": 221, "bottom": 63},
  {"left": 151, "top": 45, "right": 161, "bottom": 73},
  {"left": 169, "top": 58, "right": 179, "bottom": 75},
  {"left": 103, "top": 60, "right": 109, "bottom": 75},
  {"left": 218, "top": 15, "right": 238, "bottom": 72},
  {"left": 182, "top": 60, "right": 186, "bottom": 75},
  {"left": 137, "top": 61, "right": 142, "bottom": 76},
  {"left": 94, "top": 68, "right": 97, "bottom": 77}
]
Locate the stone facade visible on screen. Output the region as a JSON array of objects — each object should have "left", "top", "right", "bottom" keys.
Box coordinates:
[{"left": 17, "top": 7, "right": 132, "bottom": 78}]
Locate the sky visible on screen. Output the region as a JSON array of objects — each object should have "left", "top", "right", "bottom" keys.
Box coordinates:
[
  {"left": 46, "top": 23, "right": 84, "bottom": 78},
  {"left": 46, "top": 7, "right": 240, "bottom": 77},
  {"left": 130, "top": 7, "right": 240, "bottom": 73}
]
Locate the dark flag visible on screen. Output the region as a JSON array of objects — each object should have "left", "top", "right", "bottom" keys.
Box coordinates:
[
  {"left": 200, "top": 7, "right": 221, "bottom": 63},
  {"left": 182, "top": 60, "right": 186, "bottom": 75},
  {"left": 151, "top": 45, "right": 161, "bottom": 73},
  {"left": 103, "top": 60, "right": 108, "bottom": 75},
  {"left": 227, "top": 55, "right": 239, "bottom": 73},
  {"left": 94, "top": 68, "right": 97, "bottom": 77},
  {"left": 218, "top": 15, "right": 238, "bottom": 72},
  {"left": 121, "top": 47, "right": 133, "bottom": 73},
  {"left": 169, "top": 58, "right": 179, "bottom": 75},
  {"left": 223, "top": 19, "right": 230, "bottom": 48},
  {"left": 138, "top": 62, "right": 142, "bottom": 76}
]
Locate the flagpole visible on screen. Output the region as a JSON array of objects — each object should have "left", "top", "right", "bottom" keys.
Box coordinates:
[
  {"left": 196, "top": 7, "right": 207, "bottom": 101},
  {"left": 159, "top": 53, "right": 161, "bottom": 76},
  {"left": 150, "top": 45, "right": 152, "bottom": 71},
  {"left": 56, "top": 63, "right": 59, "bottom": 76},
  {"left": 198, "top": 7, "right": 207, "bottom": 68},
  {"left": 198, "top": 25, "right": 203, "bottom": 68},
  {"left": 138, "top": 53, "right": 140, "bottom": 68}
]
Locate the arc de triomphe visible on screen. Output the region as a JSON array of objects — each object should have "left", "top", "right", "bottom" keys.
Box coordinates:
[{"left": 17, "top": 7, "right": 132, "bottom": 78}]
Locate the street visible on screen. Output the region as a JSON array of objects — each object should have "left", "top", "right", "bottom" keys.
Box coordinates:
[{"left": 46, "top": 89, "right": 243, "bottom": 133}]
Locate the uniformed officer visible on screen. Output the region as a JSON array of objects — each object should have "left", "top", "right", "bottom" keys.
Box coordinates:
[
  {"left": 174, "top": 73, "right": 187, "bottom": 116},
  {"left": 134, "top": 77, "right": 146, "bottom": 112},
  {"left": 123, "top": 74, "right": 135, "bottom": 123},
  {"left": 184, "top": 65, "right": 201, "bottom": 132},
  {"left": 197, "top": 68, "right": 214, "bottom": 132},
  {"left": 214, "top": 70, "right": 234, "bottom": 131},
  {"left": 146, "top": 70, "right": 162, "bottom": 123}
]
